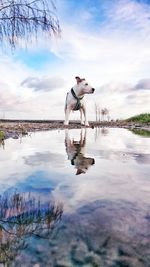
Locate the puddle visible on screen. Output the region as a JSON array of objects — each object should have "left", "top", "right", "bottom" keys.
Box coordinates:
[{"left": 0, "top": 128, "right": 150, "bottom": 266}]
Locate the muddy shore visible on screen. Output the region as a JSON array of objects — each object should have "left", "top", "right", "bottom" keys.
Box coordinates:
[{"left": 0, "top": 119, "right": 150, "bottom": 140}]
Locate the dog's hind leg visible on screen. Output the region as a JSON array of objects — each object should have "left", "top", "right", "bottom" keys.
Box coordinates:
[{"left": 64, "top": 93, "right": 71, "bottom": 125}]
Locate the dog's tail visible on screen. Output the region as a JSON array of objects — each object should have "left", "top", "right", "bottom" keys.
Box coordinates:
[{"left": 65, "top": 92, "right": 69, "bottom": 111}]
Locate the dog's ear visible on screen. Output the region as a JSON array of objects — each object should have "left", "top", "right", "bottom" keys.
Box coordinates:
[
  {"left": 75, "top": 76, "right": 81, "bottom": 84},
  {"left": 76, "top": 169, "right": 85, "bottom": 175}
]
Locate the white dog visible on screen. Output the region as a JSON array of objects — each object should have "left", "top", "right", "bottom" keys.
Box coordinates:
[
  {"left": 64, "top": 76, "right": 95, "bottom": 126},
  {"left": 65, "top": 129, "right": 95, "bottom": 175}
]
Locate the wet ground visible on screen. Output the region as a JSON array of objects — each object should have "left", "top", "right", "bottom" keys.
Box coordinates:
[{"left": 0, "top": 120, "right": 149, "bottom": 140}]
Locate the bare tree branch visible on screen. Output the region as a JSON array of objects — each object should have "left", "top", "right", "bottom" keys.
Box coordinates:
[
  {"left": 0, "top": 191, "right": 63, "bottom": 263},
  {"left": 0, "top": 0, "right": 61, "bottom": 49}
]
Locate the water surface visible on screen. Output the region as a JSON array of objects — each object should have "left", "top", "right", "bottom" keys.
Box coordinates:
[{"left": 0, "top": 128, "right": 150, "bottom": 266}]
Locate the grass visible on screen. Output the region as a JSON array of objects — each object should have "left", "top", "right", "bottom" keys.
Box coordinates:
[
  {"left": 126, "top": 113, "right": 150, "bottom": 123},
  {"left": 0, "top": 131, "right": 4, "bottom": 140}
]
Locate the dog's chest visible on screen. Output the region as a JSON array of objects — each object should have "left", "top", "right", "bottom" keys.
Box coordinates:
[
  {"left": 67, "top": 90, "right": 84, "bottom": 110},
  {"left": 70, "top": 98, "right": 84, "bottom": 111}
]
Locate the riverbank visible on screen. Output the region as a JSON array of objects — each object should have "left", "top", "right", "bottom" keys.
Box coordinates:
[{"left": 0, "top": 119, "right": 150, "bottom": 140}]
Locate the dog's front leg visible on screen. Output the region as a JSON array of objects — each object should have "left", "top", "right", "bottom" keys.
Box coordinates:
[
  {"left": 81, "top": 106, "right": 89, "bottom": 126},
  {"left": 80, "top": 109, "right": 85, "bottom": 125},
  {"left": 64, "top": 108, "right": 71, "bottom": 125}
]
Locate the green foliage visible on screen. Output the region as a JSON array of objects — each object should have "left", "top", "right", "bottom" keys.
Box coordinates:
[
  {"left": 131, "top": 128, "right": 150, "bottom": 137},
  {"left": 126, "top": 113, "right": 150, "bottom": 123},
  {"left": 0, "top": 130, "right": 4, "bottom": 140}
]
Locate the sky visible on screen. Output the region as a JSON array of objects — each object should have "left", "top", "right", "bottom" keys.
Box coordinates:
[{"left": 0, "top": 0, "right": 150, "bottom": 120}]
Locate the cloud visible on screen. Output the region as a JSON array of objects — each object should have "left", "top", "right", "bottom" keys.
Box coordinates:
[
  {"left": 98, "top": 82, "right": 132, "bottom": 94},
  {"left": 98, "top": 78, "right": 150, "bottom": 95},
  {"left": 125, "top": 91, "right": 150, "bottom": 104},
  {"left": 23, "top": 152, "right": 64, "bottom": 167},
  {"left": 92, "top": 78, "right": 150, "bottom": 119},
  {"left": 0, "top": 83, "right": 21, "bottom": 112},
  {"left": 21, "top": 76, "right": 65, "bottom": 92},
  {"left": 104, "top": 0, "right": 150, "bottom": 35},
  {"left": 47, "top": 0, "right": 150, "bottom": 86},
  {"left": 0, "top": 0, "right": 150, "bottom": 120},
  {"left": 134, "top": 79, "right": 150, "bottom": 90}
]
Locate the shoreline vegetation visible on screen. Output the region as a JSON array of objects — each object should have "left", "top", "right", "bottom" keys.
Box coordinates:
[
  {"left": 126, "top": 113, "right": 150, "bottom": 124},
  {"left": 0, "top": 113, "right": 150, "bottom": 140}
]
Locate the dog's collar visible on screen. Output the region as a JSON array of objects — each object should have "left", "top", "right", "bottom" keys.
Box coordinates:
[{"left": 71, "top": 88, "right": 84, "bottom": 110}]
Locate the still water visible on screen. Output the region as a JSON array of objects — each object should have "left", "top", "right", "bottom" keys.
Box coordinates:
[{"left": 0, "top": 127, "right": 150, "bottom": 267}]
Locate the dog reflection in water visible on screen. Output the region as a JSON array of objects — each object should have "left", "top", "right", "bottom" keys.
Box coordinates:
[{"left": 65, "top": 129, "right": 95, "bottom": 175}]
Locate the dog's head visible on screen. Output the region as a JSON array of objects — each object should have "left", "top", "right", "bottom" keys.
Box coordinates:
[
  {"left": 75, "top": 76, "right": 95, "bottom": 94},
  {"left": 74, "top": 157, "right": 95, "bottom": 175}
]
